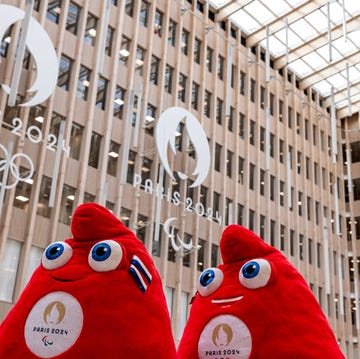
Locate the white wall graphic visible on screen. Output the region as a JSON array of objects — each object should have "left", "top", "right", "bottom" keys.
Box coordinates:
[
  {"left": 155, "top": 106, "right": 210, "bottom": 188},
  {"left": 0, "top": 4, "right": 58, "bottom": 107}
]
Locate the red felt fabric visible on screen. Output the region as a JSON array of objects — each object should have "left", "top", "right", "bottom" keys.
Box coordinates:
[
  {"left": 0, "top": 203, "right": 176, "bottom": 359},
  {"left": 177, "top": 224, "right": 345, "bottom": 359}
]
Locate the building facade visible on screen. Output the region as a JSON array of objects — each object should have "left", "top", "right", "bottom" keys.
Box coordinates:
[{"left": 0, "top": 0, "right": 358, "bottom": 356}]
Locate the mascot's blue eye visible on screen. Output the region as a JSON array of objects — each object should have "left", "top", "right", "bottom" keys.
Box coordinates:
[
  {"left": 200, "top": 269, "right": 215, "bottom": 287},
  {"left": 196, "top": 267, "right": 224, "bottom": 297},
  {"left": 91, "top": 243, "right": 111, "bottom": 262},
  {"left": 88, "top": 240, "right": 123, "bottom": 272},
  {"left": 46, "top": 243, "right": 64, "bottom": 260},
  {"left": 239, "top": 259, "right": 272, "bottom": 289},
  {"left": 241, "top": 261, "right": 260, "bottom": 279},
  {"left": 42, "top": 241, "right": 73, "bottom": 270}
]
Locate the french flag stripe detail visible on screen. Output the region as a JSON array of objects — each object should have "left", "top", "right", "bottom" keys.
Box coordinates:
[
  {"left": 129, "top": 265, "right": 147, "bottom": 293},
  {"left": 130, "top": 255, "right": 152, "bottom": 284}
]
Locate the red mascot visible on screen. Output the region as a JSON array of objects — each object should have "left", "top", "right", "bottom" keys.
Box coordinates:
[
  {"left": 177, "top": 224, "right": 345, "bottom": 359},
  {"left": 0, "top": 202, "right": 176, "bottom": 358}
]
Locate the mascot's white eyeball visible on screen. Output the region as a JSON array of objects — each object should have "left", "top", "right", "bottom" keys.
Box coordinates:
[
  {"left": 42, "top": 241, "right": 73, "bottom": 270},
  {"left": 88, "top": 240, "right": 123, "bottom": 272},
  {"left": 196, "top": 268, "right": 224, "bottom": 297},
  {"left": 239, "top": 259, "right": 272, "bottom": 289}
]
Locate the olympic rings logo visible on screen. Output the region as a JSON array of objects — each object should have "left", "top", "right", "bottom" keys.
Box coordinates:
[{"left": 0, "top": 143, "right": 34, "bottom": 189}]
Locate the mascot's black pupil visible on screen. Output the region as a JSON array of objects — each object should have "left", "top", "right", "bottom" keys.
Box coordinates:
[
  {"left": 50, "top": 247, "right": 60, "bottom": 255},
  {"left": 246, "top": 265, "right": 256, "bottom": 274},
  {"left": 96, "top": 246, "right": 108, "bottom": 256}
]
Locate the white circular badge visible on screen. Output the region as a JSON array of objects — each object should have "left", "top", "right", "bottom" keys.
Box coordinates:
[
  {"left": 24, "top": 291, "right": 83, "bottom": 358},
  {"left": 198, "top": 314, "right": 252, "bottom": 359}
]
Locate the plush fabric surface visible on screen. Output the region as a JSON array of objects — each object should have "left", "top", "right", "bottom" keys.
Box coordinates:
[
  {"left": 0, "top": 203, "right": 176, "bottom": 359},
  {"left": 177, "top": 224, "right": 345, "bottom": 359}
]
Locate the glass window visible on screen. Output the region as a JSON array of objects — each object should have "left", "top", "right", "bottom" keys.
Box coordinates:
[
  {"left": 154, "top": 9, "right": 163, "bottom": 36},
  {"left": 84, "top": 13, "right": 98, "bottom": 46},
  {"left": 168, "top": 19, "right": 177, "bottom": 46},
  {"left": 59, "top": 184, "right": 76, "bottom": 225},
  {"left": 250, "top": 78, "right": 256, "bottom": 103},
  {"left": 238, "top": 156, "right": 244, "bottom": 184},
  {"left": 239, "top": 112, "right": 245, "bottom": 139},
  {"left": 216, "top": 98, "right": 223, "bottom": 125},
  {"left": 135, "top": 46, "right": 145, "bottom": 75},
  {"left": 107, "top": 141, "right": 120, "bottom": 176},
  {"left": 14, "top": 167, "right": 33, "bottom": 210},
  {"left": 191, "top": 82, "right": 199, "bottom": 110},
  {"left": 240, "top": 71, "right": 246, "bottom": 95},
  {"left": 96, "top": 76, "right": 108, "bottom": 110},
  {"left": 105, "top": 26, "right": 114, "bottom": 56},
  {"left": 249, "top": 120, "right": 255, "bottom": 146},
  {"left": 249, "top": 163, "right": 255, "bottom": 190},
  {"left": 215, "top": 143, "right": 222, "bottom": 172},
  {"left": 228, "top": 107, "right": 234, "bottom": 132},
  {"left": 47, "top": 0, "right": 61, "bottom": 24},
  {"left": 260, "top": 86, "right": 265, "bottom": 109},
  {"left": 69, "top": 122, "right": 83, "bottom": 160},
  {"left": 227, "top": 150, "right": 233, "bottom": 178},
  {"left": 66, "top": 2, "right": 80, "bottom": 34},
  {"left": 181, "top": 29, "right": 189, "bottom": 55},
  {"left": 178, "top": 73, "right": 187, "bottom": 103},
  {"left": 270, "top": 175, "right": 275, "bottom": 202},
  {"left": 88, "top": 132, "right": 102, "bottom": 168},
  {"left": 211, "top": 243, "right": 219, "bottom": 267},
  {"left": 213, "top": 191, "right": 221, "bottom": 218},
  {"left": 49, "top": 112, "right": 65, "bottom": 138},
  {"left": 194, "top": 38, "right": 201, "bottom": 64},
  {"left": 279, "top": 99, "right": 283, "bottom": 122},
  {"left": 127, "top": 150, "right": 137, "bottom": 184},
  {"left": 120, "top": 207, "right": 132, "bottom": 227},
  {"left": 0, "top": 27, "right": 11, "bottom": 58},
  {"left": 217, "top": 55, "right": 224, "bottom": 80},
  {"left": 0, "top": 239, "right": 21, "bottom": 302},
  {"left": 279, "top": 181, "right": 285, "bottom": 206},
  {"left": 37, "top": 176, "right": 53, "bottom": 218},
  {"left": 139, "top": 1, "right": 150, "bottom": 27},
  {"left": 145, "top": 103, "right": 156, "bottom": 135},
  {"left": 204, "top": 91, "right": 211, "bottom": 118},
  {"left": 150, "top": 56, "right": 160, "bottom": 85},
  {"left": 260, "top": 127, "right": 265, "bottom": 152},
  {"left": 197, "top": 239, "right": 205, "bottom": 272},
  {"left": 288, "top": 106, "right": 292, "bottom": 128},
  {"left": 200, "top": 185, "right": 208, "bottom": 210},
  {"left": 141, "top": 157, "right": 152, "bottom": 182},
  {"left": 57, "top": 55, "right": 73, "bottom": 90},
  {"left": 77, "top": 66, "right": 91, "bottom": 100},
  {"left": 249, "top": 209, "right": 255, "bottom": 231},
  {"left": 260, "top": 169, "right": 265, "bottom": 195},
  {"left": 270, "top": 93, "right": 274, "bottom": 115},
  {"left": 165, "top": 65, "right": 173, "bottom": 94},
  {"left": 125, "top": 0, "right": 134, "bottom": 17},
  {"left": 134, "top": 214, "right": 147, "bottom": 243},
  {"left": 28, "top": 105, "right": 45, "bottom": 129},
  {"left": 119, "top": 36, "right": 130, "bottom": 65},
  {"left": 114, "top": 86, "right": 125, "bottom": 119},
  {"left": 206, "top": 47, "right": 213, "bottom": 72}
]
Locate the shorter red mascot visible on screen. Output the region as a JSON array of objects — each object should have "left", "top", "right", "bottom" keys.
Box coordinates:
[
  {"left": 0, "top": 203, "right": 176, "bottom": 358},
  {"left": 177, "top": 224, "right": 345, "bottom": 359}
]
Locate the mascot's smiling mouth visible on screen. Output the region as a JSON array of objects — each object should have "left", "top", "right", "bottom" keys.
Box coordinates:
[
  {"left": 50, "top": 274, "right": 87, "bottom": 282},
  {"left": 211, "top": 295, "right": 243, "bottom": 306}
]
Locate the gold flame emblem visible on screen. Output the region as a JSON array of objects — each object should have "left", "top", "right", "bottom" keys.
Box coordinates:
[
  {"left": 212, "top": 323, "right": 233, "bottom": 347},
  {"left": 43, "top": 301, "right": 66, "bottom": 325}
]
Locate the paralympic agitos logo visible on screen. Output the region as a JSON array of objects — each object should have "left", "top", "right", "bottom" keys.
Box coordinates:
[{"left": 0, "top": 5, "right": 58, "bottom": 107}]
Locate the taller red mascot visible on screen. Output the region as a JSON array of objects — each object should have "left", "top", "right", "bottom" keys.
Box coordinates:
[
  {"left": 177, "top": 224, "right": 345, "bottom": 359},
  {"left": 0, "top": 203, "right": 176, "bottom": 359}
]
